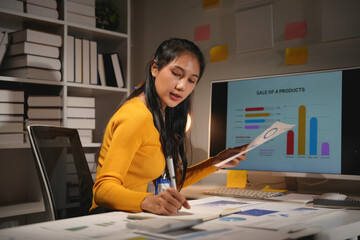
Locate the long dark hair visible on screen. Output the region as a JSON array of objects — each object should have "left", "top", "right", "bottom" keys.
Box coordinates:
[{"left": 128, "top": 38, "right": 205, "bottom": 190}]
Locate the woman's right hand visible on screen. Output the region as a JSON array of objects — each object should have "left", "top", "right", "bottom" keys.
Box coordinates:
[{"left": 140, "top": 188, "right": 191, "bottom": 215}]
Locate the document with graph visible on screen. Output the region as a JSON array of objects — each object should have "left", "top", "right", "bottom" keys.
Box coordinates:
[{"left": 214, "top": 121, "right": 295, "bottom": 168}]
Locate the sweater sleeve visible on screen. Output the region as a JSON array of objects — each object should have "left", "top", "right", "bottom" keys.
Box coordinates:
[
  {"left": 92, "top": 110, "right": 153, "bottom": 212},
  {"left": 182, "top": 158, "right": 217, "bottom": 188}
]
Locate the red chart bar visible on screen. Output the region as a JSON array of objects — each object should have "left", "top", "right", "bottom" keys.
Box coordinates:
[
  {"left": 287, "top": 130, "right": 294, "bottom": 155},
  {"left": 245, "top": 107, "right": 264, "bottom": 112}
]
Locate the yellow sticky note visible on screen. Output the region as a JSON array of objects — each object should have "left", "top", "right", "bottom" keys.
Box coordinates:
[
  {"left": 261, "top": 185, "right": 287, "bottom": 193},
  {"left": 202, "top": 0, "right": 220, "bottom": 9},
  {"left": 285, "top": 46, "right": 308, "bottom": 66},
  {"left": 210, "top": 44, "right": 228, "bottom": 63},
  {"left": 226, "top": 170, "right": 247, "bottom": 189}
]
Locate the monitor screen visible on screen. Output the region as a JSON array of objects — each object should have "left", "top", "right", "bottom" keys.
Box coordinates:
[{"left": 209, "top": 68, "right": 360, "bottom": 177}]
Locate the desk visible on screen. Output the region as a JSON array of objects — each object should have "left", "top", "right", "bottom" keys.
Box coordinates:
[{"left": 1, "top": 184, "right": 360, "bottom": 240}]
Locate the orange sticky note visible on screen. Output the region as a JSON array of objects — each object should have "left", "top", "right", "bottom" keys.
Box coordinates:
[
  {"left": 285, "top": 46, "right": 308, "bottom": 66},
  {"left": 202, "top": 0, "right": 220, "bottom": 9},
  {"left": 210, "top": 44, "right": 228, "bottom": 63},
  {"left": 195, "top": 24, "right": 210, "bottom": 42},
  {"left": 261, "top": 185, "right": 287, "bottom": 193},
  {"left": 284, "top": 21, "right": 307, "bottom": 40},
  {"left": 226, "top": 170, "right": 247, "bottom": 189}
]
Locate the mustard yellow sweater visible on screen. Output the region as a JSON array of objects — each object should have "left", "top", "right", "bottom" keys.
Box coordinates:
[{"left": 91, "top": 97, "right": 216, "bottom": 212}]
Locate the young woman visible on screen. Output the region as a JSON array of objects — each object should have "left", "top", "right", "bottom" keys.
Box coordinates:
[{"left": 90, "top": 38, "right": 247, "bottom": 215}]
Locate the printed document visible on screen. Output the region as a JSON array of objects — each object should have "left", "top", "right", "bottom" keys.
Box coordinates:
[{"left": 214, "top": 121, "right": 295, "bottom": 168}]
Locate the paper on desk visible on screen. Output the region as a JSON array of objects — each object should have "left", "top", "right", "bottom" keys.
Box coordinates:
[{"left": 214, "top": 121, "right": 295, "bottom": 168}]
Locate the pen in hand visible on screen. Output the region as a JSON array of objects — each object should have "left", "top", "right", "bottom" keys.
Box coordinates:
[{"left": 166, "top": 156, "right": 177, "bottom": 191}]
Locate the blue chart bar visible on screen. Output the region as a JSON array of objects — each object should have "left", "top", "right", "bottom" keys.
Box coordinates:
[
  {"left": 309, "top": 117, "right": 318, "bottom": 155},
  {"left": 245, "top": 119, "right": 266, "bottom": 124}
]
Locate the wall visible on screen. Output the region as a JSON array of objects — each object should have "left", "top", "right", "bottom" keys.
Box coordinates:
[{"left": 131, "top": 0, "right": 360, "bottom": 164}]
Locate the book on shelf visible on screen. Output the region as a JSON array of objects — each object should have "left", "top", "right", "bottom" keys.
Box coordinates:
[
  {"left": 25, "top": 3, "right": 59, "bottom": 20},
  {"left": 70, "top": 0, "right": 95, "bottom": 6},
  {"left": 67, "top": 118, "right": 95, "bottom": 129},
  {"left": 10, "top": 29, "right": 62, "bottom": 47},
  {"left": 79, "top": 129, "right": 93, "bottom": 145},
  {"left": 82, "top": 39, "right": 90, "bottom": 84},
  {"left": 0, "top": 122, "right": 23, "bottom": 133},
  {"left": 67, "top": 1, "right": 95, "bottom": 17},
  {"left": 74, "top": 38, "right": 82, "bottom": 83},
  {"left": 97, "top": 54, "right": 106, "bottom": 86},
  {"left": 28, "top": 95, "right": 62, "bottom": 107},
  {"left": 25, "top": 119, "right": 61, "bottom": 127},
  {"left": 0, "top": 133, "right": 24, "bottom": 144},
  {"left": 67, "top": 96, "right": 95, "bottom": 108},
  {"left": 0, "top": 31, "right": 9, "bottom": 65},
  {"left": 90, "top": 41, "right": 97, "bottom": 85},
  {"left": 26, "top": 0, "right": 57, "bottom": 9},
  {"left": 67, "top": 107, "right": 95, "bottom": 118},
  {"left": 0, "top": 0, "right": 23, "bottom": 12},
  {"left": 0, "top": 103, "right": 24, "bottom": 115},
  {"left": 67, "top": 12, "right": 96, "bottom": 28},
  {"left": 103, "top": 53, "right": 125, "bottom": 88},
  {"left": 1, "top": 54, "right": 61, "bottom": 70},
  {"left": 67, "top": 35, "right": 75, "bottom": 82},
  {"left": 0, "top": 115, "right": 23, "bottom": 122},
  {"left": 7, "top": 42, "right": 60, "bottom": 58},
  {"left": 1, "top": 67, "right": 61, "bottom": 81},
  {"left": 0, "top": 89, "right": 24, "bottom": 102},
  {"left": 27, "top": 108, "right": 62, "bottom": 119}
]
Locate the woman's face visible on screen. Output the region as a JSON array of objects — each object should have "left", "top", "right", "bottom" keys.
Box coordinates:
[{"left": 151, "top": 53, "right": 200, "bottom": 109}]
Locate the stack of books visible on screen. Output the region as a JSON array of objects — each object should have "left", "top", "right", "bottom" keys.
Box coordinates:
[
  {"left": 26, "top": 95, "right": 62, "bottom": 128},
  {"left": 0, "top": 89, "right": 25, "bottom": 144},
  {"left": 25, "top": 0, "right": 59, "bottom": 20},
  {"left": 67, "top": 0, "right": 95, "bottom": 27},
  {"left": 67, "top": 36, "right": 98, "bottom": 85},
  {"left": 67, "top": 96, "right": 95, "bottom": 144},
  {"left": 1, "top": 29, "right": 62, "bottom": 81}
]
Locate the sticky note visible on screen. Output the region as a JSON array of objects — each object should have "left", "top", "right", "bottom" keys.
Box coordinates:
[
  {"left": 285, "top": 46, "right": 308, "bottom": 66},
  {"left": 284, "top": 21, "right": 307, "bottom": 40},
  {"left": 226, "top": 170, "right": 247, "bottom": 189},
  {"left": 202, "top": 0, "right": 220, "bottom": 9},
  {"left": 261, "top": 185, "right": 287, "bottom": 193},
  {"left": 194, "top": 24, "right": 210, "bottom": 42},
  {"left": 210, "top": 44, "right": 228, "bottom": 63}
]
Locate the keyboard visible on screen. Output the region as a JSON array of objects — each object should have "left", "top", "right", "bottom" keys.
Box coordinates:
[{"left": 204, "top": 187, "right": 283, "bottom": 200}]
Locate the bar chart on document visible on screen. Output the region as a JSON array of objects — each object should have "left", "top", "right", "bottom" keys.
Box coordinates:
[{"left": 226, "top": 71, "right": 342, "bottom": 174}]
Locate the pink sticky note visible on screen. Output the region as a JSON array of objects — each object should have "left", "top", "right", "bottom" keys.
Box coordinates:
[
  {"left": 284, "top": 21, "right": 307, "bottom": 40},
  {"left": 194, "top": 24, "right": 210, "bottom": 42}
]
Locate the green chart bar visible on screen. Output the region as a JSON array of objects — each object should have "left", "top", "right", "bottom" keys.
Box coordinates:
[{"left": 298, "top": 105, "right": 306, "bottom": 155}]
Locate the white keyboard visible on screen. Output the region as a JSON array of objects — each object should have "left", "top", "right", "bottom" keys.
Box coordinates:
[{"left": 204, "top": 187, "right": 283, "bottom": 200}]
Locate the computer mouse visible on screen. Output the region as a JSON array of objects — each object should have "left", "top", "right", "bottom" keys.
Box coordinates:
[{"left": 321, "top": 192, "right": 347, "bottom": 201}]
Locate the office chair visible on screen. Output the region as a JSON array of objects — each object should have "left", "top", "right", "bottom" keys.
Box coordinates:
[{"left": 27, "top": 125, "right": 94, "bottom": 221}]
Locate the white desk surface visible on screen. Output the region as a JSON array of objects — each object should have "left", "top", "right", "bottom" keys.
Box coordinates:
[{"left": 1, "top": 182, "right": 360, "bottom": 240}]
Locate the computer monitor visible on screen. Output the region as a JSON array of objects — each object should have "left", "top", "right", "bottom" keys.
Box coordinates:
[{"left": 209, "top": 67, "right": 360, "bottom": 180}]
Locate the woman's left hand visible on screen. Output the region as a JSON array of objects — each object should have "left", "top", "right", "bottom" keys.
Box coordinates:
[{"left": 211, "top": 145, "right": 248, "bottom": 169}]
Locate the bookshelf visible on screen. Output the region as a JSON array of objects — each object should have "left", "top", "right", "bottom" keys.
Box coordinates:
[{"left": 0, "top": 0, "right": 130, "bottom": 227}]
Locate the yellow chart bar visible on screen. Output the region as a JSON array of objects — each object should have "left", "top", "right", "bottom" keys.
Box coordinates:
[
  {"left": 298, "top": 105, "right": 306, "bottom": 155},
  {"left": 245, "top": 113, "right": 271, "bottom": 118}
]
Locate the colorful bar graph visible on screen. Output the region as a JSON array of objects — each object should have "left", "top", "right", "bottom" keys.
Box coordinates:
[
  {"left": 245, "top": 125, "right": 260, "bottom": 129},
  {"left": 298, "top": 105, "right": 306, "bottom": 155},
  {"left": 245, "top": 119, "right": 266, "bottom": 123},
  {"left": 309, "top": 117, "right": 318, "bottom": 155},
  {"left": 321, "top": 142, "right": 330, "bottom": 155},
  {"left": 287, "top": 130, "right": 294, "bottom": 155}
]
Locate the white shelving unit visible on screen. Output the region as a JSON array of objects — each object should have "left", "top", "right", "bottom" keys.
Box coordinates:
[{"left": 0, "top": 0, "right": 130, "bottom": 227}]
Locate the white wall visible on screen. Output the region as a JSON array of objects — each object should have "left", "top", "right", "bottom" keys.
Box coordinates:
[{"left": 131, "top": 0, "right": 360, "bottom": 164}]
